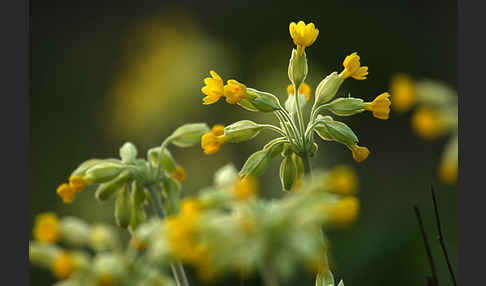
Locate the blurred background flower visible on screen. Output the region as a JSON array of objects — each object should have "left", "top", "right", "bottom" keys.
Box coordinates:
[{"left": 31, "top": 1, "right": 457, "bottom": 285}]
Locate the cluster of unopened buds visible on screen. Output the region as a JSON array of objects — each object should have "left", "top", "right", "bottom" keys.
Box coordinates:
[
  {"left": 391, "top": 74, "right": 458, "bottom": 184},
  {"left": 30, "top": 20, "right": 393, "bottom": 286}
]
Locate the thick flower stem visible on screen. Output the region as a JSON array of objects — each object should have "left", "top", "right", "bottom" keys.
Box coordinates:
[
  {"left": 148, "top": 185, "right": 190, "bottom": 286},
  {"left": 302, "top": 152, "right": 312, "bottom": 175}
]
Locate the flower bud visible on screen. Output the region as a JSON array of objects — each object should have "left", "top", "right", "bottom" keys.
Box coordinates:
[
  {"left": 239, "top": 149, "right": 271, "bottom": 177},
  {"left": 224, "top": 120, "right": 265, "bottom": 143},
  {"left": 292, "top": 153, "right": 304, "bottom": 177},
  {"left": 29, "top": 241, "right": 59, "bottom": 267},
  {"left": 119, "top": 142, "right": 137, "bottom": 164},
  {"left": 94, "top": 170, "right": 131, "bottom": 201},
  {"left": 264, "top": 138, "right": 286, "bottom": 158},
  {"left": 326, "top": 97, "right": 365, "bottom": 116},
  {"left": 314, "top": 116, "right": 358, "bottom": 147},
  {"left": 169, "top": 123, "right": 210, "bottom": 147},
  {"left": 288, "top": 48, "right": 308, "bottom": 86},
  {"left": 244, "top": 88, "right": 281, "bottom": 112},
  {"left": 214, "top": 164, "right": 239, "bottom": 187},
  {"left": 85, "top": 162, "right": 125, "bottom": 184},
  {"left": 314, "top": 72, "right": 343, "bottom": 106},
  {"left": 115, "top": 185, "right": 132, "bottom": 229},
  {"left": 280, "top": 156, "right": 297, "bottom": 191},
  {"left": 129, "top": 183, "right": 147, "bottom": 232},
  {"left": 90, "top": 225, "right": 118, "bottom": 251},
  {"left": 92, "top": 254, "right": 124, "bottom": 286},
  {"left": 59, "top": 217, "right": 91, "bottom": 246},
  {"left": 70, "top": 159, "right": 105, "bottom": 177}
]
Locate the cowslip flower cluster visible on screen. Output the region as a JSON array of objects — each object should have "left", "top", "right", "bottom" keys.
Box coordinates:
[
  {"left": 30, "top": 215, "right": 175, "bottom": 285},
  {"left": 200, "top": 20, "right": 392, "bottom": 193},
  {"left": 132, "top": 164, "right": 356, "bottom": 284},
  {"left": 390, "top": 74, "right": 458, "bottom": 184}
]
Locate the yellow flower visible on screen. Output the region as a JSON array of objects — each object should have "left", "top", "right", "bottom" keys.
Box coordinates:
[
  {"left": 289, "top": 21, "right": 319, "bottom": 55},
  {"left": 223, "top": 80, "right": 247, "bottom": 104},
  {"left": 201, "top": 125, "right": 226, "bottom": 155},
  {"left": 202, "top": 71, "right": 224, "bottom": 105},
  {"left": 350, "top": 144, "right": 370, "bottom": 163},
  {"left": 129, "top": 235, "right": 147, "bottom": 251},
  {"left": 287, "top": 82, "right": 312, "bottom": 101},
  {"left": 411, "top": 106, "right": 444, "bottom": 140},
  {"left": 330, "top": 196, "right": 359, "bottom": 226},
  {"left": 439, "top": 160, "right": 458, "bottom": 184},
  {"left": 172, "top": 165, "right": 187, "bottom": 182},
  {"left": 390, "top": 74, "right": 416, "bottom": 112},
  {"left": 233, "top": 176, "right": 259, "bottom": 200},
  {"left": 56, "top": 183, "right": 76, "bottom": 204},
  {"left": 340, "top": 52, "right": 369, "bottom": 80},
  {"left": 69, "top": 175, "right": 86, "bottom": 193},
  {"left": 33, "top": 213, "right": 60, "bottom": 244},
  {"left": 52, "top": 251, "right": 75, "bottom": 279},
  {"left": 364, "top": 92, "right": 392, "bottom": 120},
  {"left": 165, "top": 198, "right": 211, "bottom": 279},
  {"left": 328, "top": 165, "right": 358, "bottom": 195}
]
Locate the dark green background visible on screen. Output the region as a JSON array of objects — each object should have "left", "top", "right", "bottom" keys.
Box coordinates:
[{"left": 30, "top": 1, "right": 457, "bottom": 285}]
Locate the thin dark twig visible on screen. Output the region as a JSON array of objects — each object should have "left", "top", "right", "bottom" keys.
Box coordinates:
[
  {"left": 431, "top": 185, "right": 458, "bottom": 286},
  {"left": 414, "top": 204, "right": 440, "bottom": 286}
]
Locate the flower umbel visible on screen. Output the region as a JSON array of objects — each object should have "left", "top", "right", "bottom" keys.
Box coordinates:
[
  {"left": 340, "top": 52, "right": 369, "bottom": 80},
  {"left": 289, "top": 21, "right": 319, "bottom": 55},
  {"left": 201, "top": 125, "right": 226, "bottom": 155},
  {"left": 202, "top": 71, "right": 225, "bottom": 105},
  {"left": 287, "top": 82, "right": 312, "bottom": 102},
  {"left": 33, "top": 213, "right": 60, "bottom": 244},
  {"left": 364, "top": 92, "right": 392, "bottom": 120}
]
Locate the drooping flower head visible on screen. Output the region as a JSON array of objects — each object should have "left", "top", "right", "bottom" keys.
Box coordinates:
[
  {"left": 411, "top": 106, "right": 444, "bottom": 140},
  {"left": 289, "top": 21, "right": 319, "bottom": 55},
  {"left": 341, "top": 52, "right": 369, "bottom": 80},
  {"left": 390, "top": 73, "right": 416, "bottom": 112},
  {"left": 202, "top": 71, "right": 225, "bottom": 105},
  {"left": 33, "top": 213, "right": 60, "bottom": 244},
  {"left": 287, "top": 82, "right": 312, "bottom": 102},
  {"left": 56, "top": 183, "right": 76, "bottom": 204},
  {"left": 201, "top": 125, "right": 226, "bottom": 155},
  {"left": 350, "top": 144, "right": 370, "bottom": 163},
  {"left": 365, "top": 92, "right": 392, "bottom": 120}
]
